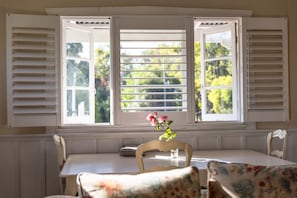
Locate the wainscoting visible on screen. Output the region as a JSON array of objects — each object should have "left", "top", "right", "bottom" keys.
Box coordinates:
[{"left": 1, "top": 129, "right": 297, "bottom": 198}]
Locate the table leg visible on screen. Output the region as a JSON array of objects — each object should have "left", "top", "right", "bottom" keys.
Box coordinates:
[
  {"left": 64, "top": 176, "right": 77, "bottom": 196},
  {"left": 199, "top": 169, "right": 207, "bottom": 188}
]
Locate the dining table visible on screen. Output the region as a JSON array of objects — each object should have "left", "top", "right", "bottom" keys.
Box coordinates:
[{"left": 60, "top": 149, "right": 296, "bottom": 196}]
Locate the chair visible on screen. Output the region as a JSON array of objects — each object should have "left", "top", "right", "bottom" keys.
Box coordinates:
[
  {"left": 53, "top": 134, "right": 67, "bottom": 170},
  {"left": 77, "top": 166, "right": 201, "bottom": 198},
  {"left": 207, "top": 160, "right": 297, "bottom": 198},
  {"left": 267, "top": 129, "right": 288, "bottom": 160},
  {"left": 135, "top": 139, "right": 192, "bottom": 173},
  {"left": 53, "top": 134, "right": 67, "bottom": 194},
  {"left": 44, "top": 196, "right": 77, "bottom": 198}
]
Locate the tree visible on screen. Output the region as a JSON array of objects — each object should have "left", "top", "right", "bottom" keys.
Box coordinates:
[
  {"left": 205, "top": 42, "right": 232, "bottom": 114},
  {"left": 120, "top": 44, "right": 184, "bottom": 111},
  {"left": 194, "top": 41, "right": 233, "bottom": 120},
  {"left": 94, "top": 48, "right": 111, "bottom": 122}
]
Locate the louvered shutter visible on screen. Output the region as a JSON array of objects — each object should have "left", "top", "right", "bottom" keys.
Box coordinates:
[
  {"left": 114, "top": 16, "right": 189, "bottom": 125},
  {"left": 243, "top": 17, "right": 289, "bottom": 122},
  {"left": 6, "top": 14, "right": 60, "bottom": 127}
]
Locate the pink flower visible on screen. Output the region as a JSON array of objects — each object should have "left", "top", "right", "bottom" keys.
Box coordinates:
[
  {"left": 146, "top": 112, "right": 176, "bottom": 142},
  {"left": 150, "top": 118, "right": 157, "bottom": 126},
  {"left": 146, "top": 113, "right": 157, "bottom": 126},
  {"left": 158, "top": 115, "right": 168, "bottom": 122},
  {"left": 146, "top": 113, "right": 154, "bottom": 121}
]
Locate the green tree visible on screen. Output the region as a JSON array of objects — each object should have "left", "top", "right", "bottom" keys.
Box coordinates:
[
  {"left": 194, "top": 42, "right": 202, "bottom": 120},
  {"left": 94, "top": 48, "right": 111, "bottom": 122},
  {"left": 194, "top": 41, "right": 233, "bottom": 120},
  {"left": 120, "top": 44, "right": 183, "bottom": 111},
  {"left": 205, "top": 42, "right": 232, "bottom": 114}
]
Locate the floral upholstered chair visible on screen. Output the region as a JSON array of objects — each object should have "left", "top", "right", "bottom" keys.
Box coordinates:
[
  {"left": 207, "top": 160, "right": 297, "bottom": 198},
  {"left": 77, "top": 166, "right": 201, "bottom": 198}
]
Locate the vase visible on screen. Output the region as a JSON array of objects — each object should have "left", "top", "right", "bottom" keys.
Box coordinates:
[{"left": 170, "top": 148, "right": 179, "bottom": 158}]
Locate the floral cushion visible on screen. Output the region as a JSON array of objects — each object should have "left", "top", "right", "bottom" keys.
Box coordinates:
[
  {"left": 207, "top": 160, "right": 297, "bottom": 198},
  {"left": 77, "top": 166, "right": 201, "bottom": 198}
]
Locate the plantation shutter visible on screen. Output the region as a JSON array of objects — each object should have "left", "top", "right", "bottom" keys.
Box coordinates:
[
  {"left": 6, "top": 14, "right": 60, "bottom": 127},
  {"left": 114, "top": 16, "right": 189, "bottom": 125},
  {"left": 242, "top": 17, "right": 289, "bottom": 122},
  {"left": 119, "top": 29, "right": 187, "bottom": 112}
]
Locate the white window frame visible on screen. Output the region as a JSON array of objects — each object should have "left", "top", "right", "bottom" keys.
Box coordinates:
[
  {"left": 198, "top": 20, "right": 239, "bottom": 121},
  {"left": 6, "top": 7, "right": 289, "bottom": 130},
  {"left": 62, "top": 21, "right": 95, "bottom": 124},
  {"left": 61, "top": 16, "right": 111, "bottom": 125},
  {"left": 112, "top": 16, "right": 192, "bottom": 125}
]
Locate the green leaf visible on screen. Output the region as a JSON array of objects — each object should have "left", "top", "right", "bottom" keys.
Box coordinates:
[
  {"left": 155, "top": 125, "right": 160, "bottom": 131},
  {"left": 158, "top": 135, "right": 163, "bottom": 141},
  {"left": 166, "top": 127, "right": 171, "bottom": 133}
]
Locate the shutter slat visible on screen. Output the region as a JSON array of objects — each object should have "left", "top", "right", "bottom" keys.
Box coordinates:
[
  {"left": 13, "top": 52, "right": 55, "bottom": 58},
  {"left": 13, "top": 77, "right": 56, "bottom": 82},
  {"left": 13, "top": 101, "right": 56, "bottom": 106},
  {"left": 13, "top": 61, "right": 55, "bottom": 66},
  {"left": 13, "top": 109, "right": 57, "bottom": 114},
  {"left": 121, "top": 85, "right": 186, "bottom": 88},
  {"left": 13, "top": 69, "right": 55, "bottom": 74},
  {"left": 122, "top": 106, "right": 186, "bottom": 111},
  {"left": 13, "top": 45, "right": 54, "bottom": 50},
  {"left": 14, "top": 93, "right": 55, "bottom": 98},
  {"left": 120, "top": 54, "right": 186, "bottom": 58},
  {"left": 12, "top": 27, "right": 56, "bottom": 34},
  {"left": 121, "top": 91, "right": 187, "bottom": 95},
  {"left": 13, "top": 84, "right": 56, "bottom": 90},
  {"left": 121, "top": 99, "right": 186, "bottom": 103}
]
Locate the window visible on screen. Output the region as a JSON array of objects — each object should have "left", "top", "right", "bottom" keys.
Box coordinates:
[
  {"left": 194, "top": 19, "right": 239, "bottom": 122},
  {"left": 62, "top": 18, "right": 111, "bottom": 124},
  {"left": 115, "top": 16, "right": 190, "bottom": 124},
  {"left": 6, "top": 11, "right": 289, "bottom": 128},
  {"left": 119, "top": 29, "right": 187, "bottom": 113}
]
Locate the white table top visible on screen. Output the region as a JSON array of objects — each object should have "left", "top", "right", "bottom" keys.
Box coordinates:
[{"left": 60, "top": 149, "right": 295, "bottom": 177}]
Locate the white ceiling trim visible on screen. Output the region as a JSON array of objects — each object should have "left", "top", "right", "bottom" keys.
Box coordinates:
[{"left": 46, "top": 6, "right": 253, "bottom": 17}]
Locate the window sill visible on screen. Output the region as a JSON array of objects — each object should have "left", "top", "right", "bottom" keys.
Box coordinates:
[{"left": 53, "top": 121, "right": 252, "bottom": 134}]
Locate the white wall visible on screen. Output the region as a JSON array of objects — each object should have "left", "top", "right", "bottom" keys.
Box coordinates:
[{"left": 0, "top": 130, "right": 296, "bottom": 198}]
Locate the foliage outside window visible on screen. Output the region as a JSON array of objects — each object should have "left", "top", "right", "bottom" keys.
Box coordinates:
[
  {"left": 120, "top": 29, "right": 187, "bottom": 113},
  {"left": 62, "top": 17, "right": 239, "bottom": 125}
]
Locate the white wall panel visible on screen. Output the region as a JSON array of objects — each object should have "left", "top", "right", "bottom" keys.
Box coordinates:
[
  {"left": 0, "top": 141, "right": 18, "bottom": 198},
  {"left": 19, "top": 140, "right": 45, "bottom": 198},
  {"left": 122, "top": 137, "right": 144, "bottom": 147},
  {"left": 287, "top": 133, "right": 297, "bottom": 162},
  {"left": 98, "top": 138, "right": 122, "bottom": 153},
  {"left": 0, "top": 130, "right": 297, "bottom": 198},
  {"left": 67, "top": 137, "right": 97, "bottom": 154},
  {"left": 177, "top": 137, "right": 198, "bottom": 150},
  {"left": 45, "top": 139, "right": 61, "bottom": 195},
  {"left": 197, "top": 136, "right": 220, "bottom": 150},
  {"left": 245, "top": 135, "right": 266, "bottom": 153},
  {"left": 221, "top": 136, "right": 243, "bottom": 150}
]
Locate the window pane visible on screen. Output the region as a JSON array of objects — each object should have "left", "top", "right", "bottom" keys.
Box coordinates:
[
  {"left": 120, "top": 29, "right": 187, "bottom": 112},
  {"left": 63, "top": 18, "right": 110, "bottom": 124},
  {"left": 67, "top": 90, "right": 90, "bottom": 116},
  {"left": 194, "top": 19, "right": 237, "bottom": 122},
  {"left": 67, "top": 59, "right": 90, "bottom": 86},
  {"left": 206, "top": 89, "right": 233, "bottom": 114},
  {"left": 94, "top": 40, "right": 111, "bottom": 123},
  {"left": 205, "top": 59, "right": 232, "bottom": 86},
  {"left": 204, "top": 31, "right": 232, "bottom": 59},
  {"left": 66, "top": 30, "right": 90, "bottom": 59}
]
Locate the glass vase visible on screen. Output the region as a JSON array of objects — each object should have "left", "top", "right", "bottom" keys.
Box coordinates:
[{"left": 170, "top": 148, "right": 179, "bottom": 158}]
